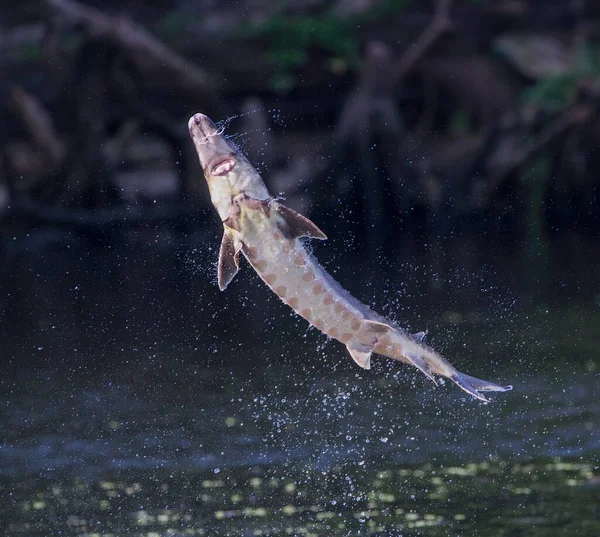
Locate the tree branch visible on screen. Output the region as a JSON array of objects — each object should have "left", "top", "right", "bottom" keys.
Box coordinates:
[
  {"left": 45, "top": 0, "right": 220, "bottom": 98},
  {"left": 484, "top": 105, "right": 594, "bottom": 200},
  {"left": 10, "top": 86, "right": 66, "bottom": 167},
  {"left": 392, "top": 0, "right": 454, "bottom": 85}
]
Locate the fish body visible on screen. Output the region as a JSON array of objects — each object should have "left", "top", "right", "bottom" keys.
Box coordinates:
[{"left": 188, "top": 113, "right": 512, "bottom": 402}]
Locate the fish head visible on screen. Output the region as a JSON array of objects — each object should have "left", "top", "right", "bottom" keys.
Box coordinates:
[{"left": 188, "top": 113, "right": 271, "bottom": 221}]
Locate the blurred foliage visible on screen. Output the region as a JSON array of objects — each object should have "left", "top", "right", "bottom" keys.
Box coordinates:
[
  {"left": 3, "top": 0, "right": 600, "bottom": 246},
  {"left": 244, "top": 0, "right": 408, "bottom": 92},
  {"left": 523, "top": 155, "right": 551, "bottom": 259},
  {"left": 18, "top": 43, "right": 42, "bottom": 63},
  {"left": 157, "top": 11, "right": 186, "bottom": 39},
  {"left": 248, "top": 14, "right": 361, "bottom": 92},
  {"left": 17, "top": 33, "right": 85, "bottom": 63},
  {"left": 522, "top": 40, "right": 600, "bottom": 113},
  {"left": 522, "top": 75, "right": 577, "bottom": 113},
  {"left": 449, "top": 108, "right": 473, "bottom": 136}
]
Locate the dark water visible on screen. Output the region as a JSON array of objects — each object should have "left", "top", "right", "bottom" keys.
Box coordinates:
[{"left": 0, "top": 228, "right": 598, "bottom": 536}]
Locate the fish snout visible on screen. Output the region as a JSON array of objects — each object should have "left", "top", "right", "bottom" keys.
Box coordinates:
[
  {"left": 188, "top": 113, "right": 238, "bottom": 176},
  {"left": 188, "top": 113, "right": 219, "bottom": 141}
]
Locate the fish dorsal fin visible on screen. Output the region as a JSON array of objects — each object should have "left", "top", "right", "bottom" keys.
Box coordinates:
[
  {"left": 412, "top": 330, "right": 428, "bottom": 342},
  {"left": 273, "top": 202, "right": 327, "bottom": 240},
  {"left": 347, "top": 345, "right": 372, "bottom": 369},
  {"left": 218, "top": 230, "right": 242, "bottom": 291}
]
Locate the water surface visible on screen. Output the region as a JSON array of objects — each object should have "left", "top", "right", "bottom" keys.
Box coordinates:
[{"left": 0, "top": 229, "right": 598, "bottom": 535}]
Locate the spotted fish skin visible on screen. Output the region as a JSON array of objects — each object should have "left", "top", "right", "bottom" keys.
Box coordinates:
[
  {"left": 188, "top": 113, "right": 512, "bottom": 402},
  {"left": 233, "top": 197, "right": 372, "bottom": 349}
]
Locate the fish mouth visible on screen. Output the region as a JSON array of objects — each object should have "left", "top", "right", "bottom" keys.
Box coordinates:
[{"left": 210, "top": 158, "right": 236, "bottom": 176}]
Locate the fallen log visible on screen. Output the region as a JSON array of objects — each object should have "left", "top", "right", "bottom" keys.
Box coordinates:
[{"left": 44, "top": 0, "right": 220, "bottom": 101}]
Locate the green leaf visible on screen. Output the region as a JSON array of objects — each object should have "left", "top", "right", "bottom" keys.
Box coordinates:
[{"left": 521, "top": 75, "right": 577, "bottom": 113}]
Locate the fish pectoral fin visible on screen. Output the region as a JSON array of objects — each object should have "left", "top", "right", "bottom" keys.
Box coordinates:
[
  {"left": 405, "top": 352, "right": 439, "bottom": 386},
  {"left": 347, "top": 345, "right": 372, "bottom": 369},
  {"left": 218, "top": 230, "right": 242, "bottom": 291},
  {"left": 273, "top": 202, "right": 327, "bottom": 240}
]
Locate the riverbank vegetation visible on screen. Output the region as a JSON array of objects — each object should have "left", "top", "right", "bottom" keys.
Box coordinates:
[{"left": 1, "top": 0, "right": 599, "bottom": 249}]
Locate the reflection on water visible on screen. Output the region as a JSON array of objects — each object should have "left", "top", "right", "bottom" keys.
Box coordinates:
[
  {"left": 0, "top": 229, "right": 598, "bottom": 535},
  {"left": 4, "top": 459, "right": 599, "bottom": 536}
]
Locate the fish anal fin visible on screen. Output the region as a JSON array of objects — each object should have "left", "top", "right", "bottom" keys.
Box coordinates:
[
  {"left": 218, "top": 231, "right": 242, "bottom": 291},
  {"left": 349, "top": 320, "right": 394, "bottom": 368},
  {"left": 358, "top": 319, "right": 394, "bottom": 348},
  {"left": 274, "top": 202, "right": 327, "bottom": 240},
  {"left": 347, "top": 345, "right": 372, "bottom": 369},
  {"left": 405, "top": 352, "right": 438, "bottom": 385}
]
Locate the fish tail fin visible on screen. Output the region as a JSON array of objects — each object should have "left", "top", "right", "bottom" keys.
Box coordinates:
[{"left": 451, "top": 371, "right": 513, "bottom": 403}]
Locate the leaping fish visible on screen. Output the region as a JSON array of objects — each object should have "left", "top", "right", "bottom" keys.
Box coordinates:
[{"left": 188, "top": 113, "right": 512, "bottom": 402}]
